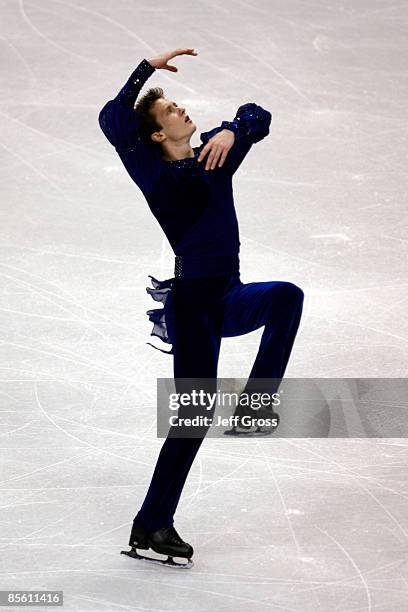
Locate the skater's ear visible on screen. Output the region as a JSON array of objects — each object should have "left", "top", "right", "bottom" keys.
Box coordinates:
[{"left": 150, "top": 129, "right": 166, "bottom": 145}]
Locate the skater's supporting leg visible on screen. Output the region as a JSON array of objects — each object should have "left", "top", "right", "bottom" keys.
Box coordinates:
[{"left": 133, "top": 276, "right": 225, "bottom": 532}]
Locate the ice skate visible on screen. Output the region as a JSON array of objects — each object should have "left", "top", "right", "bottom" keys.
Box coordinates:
[
  {"left": 224, "top": 399, "right": 280, "bottom": 437},
  {"left": 121, "top": 523, "right": 194, "bottom": 569}
]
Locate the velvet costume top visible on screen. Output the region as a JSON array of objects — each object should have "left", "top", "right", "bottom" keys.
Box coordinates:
[{"left": 98, "top": 59, "right": 272, "bottom": 259}]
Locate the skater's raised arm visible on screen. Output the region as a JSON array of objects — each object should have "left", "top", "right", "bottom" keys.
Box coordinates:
[
  {"left": 98, "top": 58, "right": 161, "bottom": 193},
  {"left": 98, "top": 49, "right": 198, "bottom": 193},
  {"left": 98, "top": 59, "right": 156, "bottom": 146},
  {"left": 199, "top": 103, "right": 272, "bottom": 176}
]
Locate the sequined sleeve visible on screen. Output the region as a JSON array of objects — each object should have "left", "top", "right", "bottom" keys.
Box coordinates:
[
  {"left": 98, "top": 59, "right": 162, "bottom": 193},
  {"left": 200, "top": 103, "right": 272, "bottom": 175}
]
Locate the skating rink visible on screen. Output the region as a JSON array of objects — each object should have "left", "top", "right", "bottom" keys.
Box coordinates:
[{"left": 1, "top": 0, "right": 408, "bottom": 610}]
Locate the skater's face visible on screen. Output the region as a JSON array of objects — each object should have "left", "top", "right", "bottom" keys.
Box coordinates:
[{"left": 149, "top": 97, "right": 196, "bottom": 146}]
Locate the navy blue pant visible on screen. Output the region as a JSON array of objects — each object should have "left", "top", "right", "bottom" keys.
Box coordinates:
[{"left": 134, "top": 270, "right": 304, "bottom": 532}]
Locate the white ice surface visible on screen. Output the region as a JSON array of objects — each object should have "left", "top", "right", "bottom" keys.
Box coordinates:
[{"left": 1, "top": 0, "right": 408, "bottom": 610}]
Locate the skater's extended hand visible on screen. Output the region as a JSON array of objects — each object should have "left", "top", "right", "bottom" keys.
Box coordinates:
[
  {"left": 197, "top": 129, "right": 235, "bottom": 171},
  {"left": 148, "top": 48, "right": 198, "bottom": 72}
]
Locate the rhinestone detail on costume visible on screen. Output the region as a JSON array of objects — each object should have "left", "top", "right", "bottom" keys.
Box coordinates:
[
  {"left": 117, "top": 58, "right": 156, "bottom": 107},
  {"left": 174, "top": 256, "right": 183, "bottom": 278},
  {"left": 163, "top": 149, "right": 200, "bottom": 169}
]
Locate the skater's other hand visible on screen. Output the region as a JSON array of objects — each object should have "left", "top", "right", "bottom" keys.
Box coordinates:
[
  {"left": 148, "top": 48, "right": 198, "bottom": 71},
  {"left": 197, "top": 129, "right": 235, "bottom": 171}
]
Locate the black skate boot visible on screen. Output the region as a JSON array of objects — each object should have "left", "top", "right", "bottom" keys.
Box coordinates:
[
  {"left": 224, "top": 395, "right": 280, "bottom": 437},
  {"left": 121, "top": 522, "right": 194, "bottom": 569}
]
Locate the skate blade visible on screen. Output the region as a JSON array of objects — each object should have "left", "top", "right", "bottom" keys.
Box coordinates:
[
  {"left": 121, "top": 547, "right": 193, "bottom": 569},
  {"left": 224, "top": 426, "right": 273, "bottom": 437}
]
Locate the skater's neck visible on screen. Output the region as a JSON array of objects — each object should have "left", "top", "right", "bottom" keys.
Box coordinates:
[{"left": 161, "top": 140, "right": 195, "bottom": 162}]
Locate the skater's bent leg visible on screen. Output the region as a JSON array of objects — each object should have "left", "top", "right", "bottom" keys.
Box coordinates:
[
  {"left": 247, "top": 282, "right": 304, "bottom": 390},
  {"left": 222, "top": 280, "right": 304, "bottom": 395}
]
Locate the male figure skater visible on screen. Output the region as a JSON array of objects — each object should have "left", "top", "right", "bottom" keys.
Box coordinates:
[{"left": 98, "top": 48, "right": 304, "bottom": 568}]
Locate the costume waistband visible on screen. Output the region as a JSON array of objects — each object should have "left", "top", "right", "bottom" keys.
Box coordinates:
[{"left": 174, "top": 254, "right": 240, "bottom": 279}]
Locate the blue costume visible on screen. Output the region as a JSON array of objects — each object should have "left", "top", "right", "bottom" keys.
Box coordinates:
[{"left": 99, "top": 59, "right": 304, "bottom": 533}]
